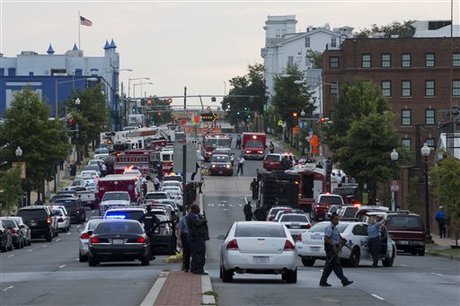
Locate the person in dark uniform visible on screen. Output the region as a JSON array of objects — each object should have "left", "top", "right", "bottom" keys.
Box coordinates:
[
  {"left": 367, "top": 216, "right": 385, "bottom": 267},
  {"left": 186, "top": 204, "right": 209, "bottom": 275},
  {"left": 139, "top": 205, "right": 161, "bottom": 260},
  {"left": 319, "top": 213, "right": 353, "bottom": 287},
  {"left": 176, "top": 213, "right": 191, "bottom": 272},
  {"left": 250, "top": 178, "right": 259, "bottom": 200},
  {"left": 280, "top": 156, "right": 290, "bottom": 170},
  {"left": 243, "top": 201, "right": 253, "bottom": 221}
]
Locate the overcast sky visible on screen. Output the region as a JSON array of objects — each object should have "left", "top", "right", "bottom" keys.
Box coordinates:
[{"left": 0, "top": 0, "right": 457, "bottom": 106}]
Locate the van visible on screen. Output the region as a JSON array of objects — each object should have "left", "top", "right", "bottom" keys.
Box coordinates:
[{"left": 385, "top": 212, "right": 425, "bottom": 256}]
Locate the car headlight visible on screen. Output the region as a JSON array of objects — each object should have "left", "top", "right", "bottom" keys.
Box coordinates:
[
  {"left": 226, "top": 165, "right": 230, "bottom": 168},
  {"left": 211, "top": 165, "right": 216, "bottom": 168},
  {"left": 245, "top": 150, "right": 250, "bottom": 154}
]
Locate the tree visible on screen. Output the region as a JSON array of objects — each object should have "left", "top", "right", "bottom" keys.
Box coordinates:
[
  {"left": 148, "top": 97, "right": 173, "bottom": 126},
  {"left": 354, "top": 21, "right": 415, "bottom": 38},
  {"left": 430, "top": 156, "right": 460, "bottom": 246},
  {"left": 0, "top": 167, "right": 21, "bottom": 215},
  {"left": 306, "top": 49, "right": 323, "bottom": 69},
  {"left": 3, "top": 88, "right": 70, "bottom": 201}
]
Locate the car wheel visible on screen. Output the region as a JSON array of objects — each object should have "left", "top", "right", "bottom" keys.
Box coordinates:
[
  {"left": 418, "top": 249, "right": 425, "bottom": 256},
  {"left": 79, "top": 252, "right": 88, "bottom": 262},
  {"left": 221, "top": 265, "right": 233, "bottom": 283},
  {"left": 382, "top": 248, "right": 395, "bottom": 267},
  {"left": 46, "top": 231, "right": 53, "bottom": 242},
  {"left": 55, "top": 230, "right": 59, "bottom": 237},
  {"left": 301, "top": 257, "right": 315, "bottom": 267},
  {"left": 141, "top": 256, "right": 150, "bottom": 266},
  {"left": 88, "top": 256, "right": 99, "bottom": 267},
  {"left": 7, "top": 241, "right": 13, "bottom": 251},
  {"left": 348, "top": 247, "right": 360, "bottom": 267},
  {"left": 0, "top": 243, "right": 6, "bottom": 252},
  {"left": 285, "top": 269, "right": 297, "bottom": 283}
]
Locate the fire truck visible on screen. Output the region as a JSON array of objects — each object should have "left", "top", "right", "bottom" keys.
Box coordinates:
[
  {"left": 96, "top": 174, "right": 142, "bottom": 206},
  {"left": 241, "top": 132, "right": 266, "bottom": 159},
  {"left": 113, "top": 150, "right": 157, "bottom": 179},
  {"left": 202, "top": 134, "right": 231, "bottom": 161}
]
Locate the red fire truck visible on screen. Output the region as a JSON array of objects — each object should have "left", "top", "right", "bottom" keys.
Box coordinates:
[
  {"left": 113, "top": 150, "right": 156, "bottom": 179},
  {"left": 241, "top": 132, "right": 266, "bottom": 159},
  {"left": 96, "top": 174, "right": 142, "bottom": 206},
  {"left": 202, "top": 134, "right": 231, "bottom": 161}
]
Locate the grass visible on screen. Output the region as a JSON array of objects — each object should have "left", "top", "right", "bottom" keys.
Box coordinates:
[
  {"left": 426, "top": 243, "right": 460, "bottom": 258},
  {"left": 202, "top": 290, "right": 218, "bottom": 306}
]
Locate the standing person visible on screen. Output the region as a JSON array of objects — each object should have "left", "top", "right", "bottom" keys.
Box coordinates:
[
  {"left": 435, "top": 206, "right": 447, "bottom": 238},
  {"left": 141, "top": 176, "right": 148, "bottom": 198},
  {"left": 319, "top": 213, "right": 353, "bottom": 287},
  {"left": 139, "top": 205, "right": 161, "bottom": 260},
  {"left": 176, "top": 213, "right": 191, "bottom": 272},
  {"left": 236, "top": 134, "right": 241, "bottom": 149},
  {"left": 243, "top": 201, "right": 253, "bottom": 221},
  {"left": 280, "top": 156, "right": 290, "bottom": 170},
  {"left": 269, "top": 141, "right": 275, "bottom": 153},
  {"left": 250, "top": 178, "right": 259, "bottom": 200},
  {"left": 367, "top": 216, "right": 385, "bottom": 267},
  {"left": 153, "top": 176, "right": 160, "bottom": 191},
  {"left": 186, "top": 204, "right": 209, "bottom": 275},
  {"left": 236, "top": 155, "right": 245, "bottom": 175}
]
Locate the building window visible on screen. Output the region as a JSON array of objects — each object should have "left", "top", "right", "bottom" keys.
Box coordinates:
[
  {"left": 453, "top": 80, "right": 460, "bottom": 96},
  {"left": 401, "top": 80, "right": 411, "bottom": 97},
  {"left": 425, "top": 109, "right": 435, "bottom": 125},
  {"left": 329, "top": 83, "right": 338, "bottom": 95},
  {"left": 426, "top": 138, "right": 436, "bottom": 148},
  {"left": 361, "top": 54, "right": 371, "bottom": 68},
  {"left": 401, "top": 138, "right": 411, "bottom": 149},
  {"left": 425, "top": 80, "right": 435, "bottom": 96},
  {"left": 275, "top": 29, "right": 281, "bottom": 38},
  {"left": 454, "top": 53, "right": 460, "bottom": 67},
  {"left": 401, "top": 109, "right": 411, "bottom": 126},
  {"left": 381, "top": 53, "right": 391, "bottom": 68},
  {"left": 287, "top": 56, "right": 294, "bottom": 67},
  {"left": 305, "top": 37, "right": 310, "bottom": 48},
  {"left": 381, "top": 80, "right": 392, "bottom": 97},
  {"left": 425, "top": 53, "right": 435, "bottom": 67},
  {"left": 401, "top": 53, "right": 411, "bottom": 67},
  {"left": 330, "top": 37, "right": 337, "bottom": 48},
  {"left": 329, "top": 56, "right": 339, "bottom": 68}
]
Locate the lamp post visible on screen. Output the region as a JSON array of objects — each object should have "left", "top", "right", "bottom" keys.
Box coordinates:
[
  {"left": 421, "top": 143, "right": 432, "bottom": 242},
  {"left": 128, "top": 77, "right": 150, "bottom": 98},
  {"left": 133, "top": 81, "right": 153, "bottom": 98},
  {"left": 15, "top": 146, "right": 23, "bottom": 207},
  {"left": 300, "top": 110, "right": 306, "bottom": 156},
  {"left": 390, "top": 149, "right": 399, "bottom": 211}
]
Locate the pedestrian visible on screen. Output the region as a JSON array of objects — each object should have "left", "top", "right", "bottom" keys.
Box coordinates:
[
  {"left": 319, "top": 213, "right": 353, "bottom": 287},
  {"left": 280, "top": 156, "right": 290, "bottom": 170},
  {"left": 250, "top": 178, "right": 259, "bottom": 200},
  {"left": 236, "top": 155, "right": 245, "bottom": 175},
  {"left": 253, "top": 205, "right": 268, "bottom": 221},
  {"left": 236, "top": 135, "right": 241, "bottom": 149},
  {"left": 435, "top": 206, "right": 447, "bottom": 238},
  {"left": 243, "top": 201, "right": 253, "bottom": 221},
  {"left": 367, "top": 215, "right": 385, "bottom": 267},
  {"left": 139, "top": 205, "right": 161, "bottom": 260},
  {"left": 176, "top": 213, "right": 191, "bottom": 272},
  {"left": 142, "top": 180, "right": 148, "bottom": 198},
  {"left": 153, "top": 176, "right": 160, "bottom": 191},
  {"left": 186, "top": 204, "right": 209, "bottom": 275},
  {"left": 269, "top": 141, "right": 275, "bottom": 153}
]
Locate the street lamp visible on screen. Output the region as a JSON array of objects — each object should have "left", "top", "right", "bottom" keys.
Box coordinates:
[
  {"left": 133, "top": 81, "right": 153, "bottom": 98},
  {"left": 55, "top": 77, "right": 98, "bottom": 118},
  {"left": 128, "top": 77, "right": 150, "bottom": 98},
  {"left": 390, "top": 148, "right": 399, "bottom": 211},
  {"left": 420, "top": 143, "right": 432, "bottom": 242},
  {"left": 15, "top": 146, "right": 23, "bottom": 207}
]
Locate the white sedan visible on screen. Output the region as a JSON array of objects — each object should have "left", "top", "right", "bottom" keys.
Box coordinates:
[
  {"left": 220, "top": 221, "right": 298, "bottom": 283},
  {"left": 79, "top": 218, "right": 103, "bottom": 262},
  {"left": 295, "top": 221, "right": 396, "bottom": 267},
  {"left": 278, "top": 213, "right": 312, "bottom": 239}
]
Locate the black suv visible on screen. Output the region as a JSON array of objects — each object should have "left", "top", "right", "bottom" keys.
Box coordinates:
[
  {"left": 54, "top": 198, "right": 86, "bottom": 223},
  {"left": 17, "top": 206, "right": 54, "bottom": 242}
]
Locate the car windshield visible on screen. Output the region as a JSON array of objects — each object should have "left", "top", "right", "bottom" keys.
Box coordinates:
[
  {"left": 146, "top": 193, "right": 168, "bottom": 200},
  {"left": 342, "top": 207, "right": 358, "bottom": 217},
  {"left": 235, "top": 223, "right": 286, "bottom": 238},
  {"left": 211, "top": 155, "right": 229, "bottom": 163},
  {"left": 386, "top": 215, "right": 422, "bottom": 228},
  {"left": 53, "top": 210, "right": 64, "bottom": 216},
  {"left": 318, "top": 196, "right": 343, "bottom": 205},
  {"left": 102, "top": 193, "right": 130, "bottom": 201},
  {"left": 94, "top": 221, "right": 143, "bottom": 234},
  {"left": 265, "top": 155, "right": 279, "bottom": 162},
  {"left": 280, "top": 215, "right": 308, "bottom": 222},
  {"left": 309, "top": 222, "right": 348, "bottom": 233},
  {"left": 2, "top": 219, "right": 16, "bottom": 228},
  {"left": 17, "top": 209, "right": 48, "bottom": 221},
  {"left": 246, "top": 140, "right": 263, "bottom": 148},
  {"left": 55, "top": 199, "right": 78, "bottom": 209},
  {"left": 105, "top": 210, "right": 145, "bottom": 221}
]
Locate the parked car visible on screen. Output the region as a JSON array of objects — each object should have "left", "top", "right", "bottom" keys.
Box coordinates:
[
  {"left": 8, "top": 216, "right": 32, "bottom": 246},
  {"left": 220, "top": 221, "right": 298, "bottom": 283},
  {"left": 0, "top": 221, "right": 13, "bottom": 252},
  {"left": 54, "top": 198, "right": 86, "bottom": 224},
  {"left": 87, "top": 219, "right": 151, "bottom": 266},
  {"left": 384, "top": 211, "right": 426, "bottom": 256},
  {"left": 296, "top": 221, "right": 396, "bottom": 267},
  {"left": 1, "top": 218, "right": 25, "bottom": 249},
  {"left": 266, "top": 206, "right": 292, "bottom": 221},
  {"left": 311, "top": 193, "right": 344, "bottom": 221},
  {"left": 262, "top": 153, "right": 296, "bottom": 171},
  {"left": 277, "top": 213, "right": 312, "bottom": 241},
  {"left": 52, "top": 206, "right": 71, "bottom": 232},
  {"left": 17, "top": 206, "right": 55, "bottom": 242},
  {"left": 79, "top": 218, "right": 103, "bottom": 262}
]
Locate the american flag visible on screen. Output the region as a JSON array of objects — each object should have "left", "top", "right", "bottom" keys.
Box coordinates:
[{"left": 80, "top": 16, "right": 92, "bottom": 27}]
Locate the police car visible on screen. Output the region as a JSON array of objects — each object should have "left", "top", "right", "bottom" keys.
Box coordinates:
[{"left": 295, "top": 221, "right": 396, "bottom": 267}]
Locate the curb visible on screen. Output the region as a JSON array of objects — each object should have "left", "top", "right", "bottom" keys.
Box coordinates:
[
  {"left": 426, "top": 251, "right": 460, "bottom": 262},
  {"left": 139, "top": 271, "right": 169, "bottom": 306},
  {"left": 202, "top": 275, "right": 217, "bottom": 305}
]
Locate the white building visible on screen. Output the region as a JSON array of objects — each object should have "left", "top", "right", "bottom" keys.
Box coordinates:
[
  {"left": 413, "top": 20, "right": 460, "bottom": 37},
  {"left": 261, "top": 15, "right": 353, "bottom": 115}
]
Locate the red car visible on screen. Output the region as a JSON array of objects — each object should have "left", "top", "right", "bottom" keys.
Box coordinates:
[
  {"left": 311, "top": 194, "right": 344, "bottom": 221},
  {"left": 263, "top": 153, "right": 295, "bottom": 171}
]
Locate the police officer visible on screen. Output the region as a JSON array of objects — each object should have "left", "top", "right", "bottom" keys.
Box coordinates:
[
  {"left": 368, "top": 216, "right": 385, "bottom": 267},
  {"left": 139, "top": 205, "right": 161, "bottom": 260},
  {"left": 250, "top": 178, "right": 259, "bottom": 200},
  {"left": 176, "top": 213, "right": 191, "bottom": 272},
  {"left": 186, "top": 204, "right": 209, "bottom": 275},
  {"left": 269, "top": 141, "right": 275, "bottom": 153},
  {"left": 319, "top": 213, "right": 353, "bottom": 287},
  {"left": 243, "top": 201, "right": 253, "bottom": 221}
]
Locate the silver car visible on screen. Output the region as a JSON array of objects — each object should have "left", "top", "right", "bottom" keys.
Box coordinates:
[
  {"left": 79, "top": 219, "right": 103, "bottom": 262},
  {"left": 220, "top": 221, "right": 298, "bottom": 283},
  {"left": 52, "top": 206, "right": 71, "bottom": 232},
  {"left": 8, "top": 216, "right": 32, "bottom": 246}
]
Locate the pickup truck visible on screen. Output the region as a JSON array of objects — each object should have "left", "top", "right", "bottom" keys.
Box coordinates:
[{"left": 99, "top": 191, "right": 131, "bottom": 215}]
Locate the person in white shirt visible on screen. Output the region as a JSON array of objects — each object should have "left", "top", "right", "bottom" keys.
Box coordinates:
[{"left": 236, "top": 156, "right": 245, "bottom": 175}]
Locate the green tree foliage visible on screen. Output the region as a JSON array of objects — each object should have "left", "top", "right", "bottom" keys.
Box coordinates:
[
  {"left": 306, "top": 49, "right": 323, "bottom": 69},
  {"left": 148, "top": 98, "right": 173, "bottom": 126},
  {"left": 3, "top": 88, "right": 70, "bottom": 196},
  {"left": 0, "top": 167, "right": 21, "bottom": 215},
  {"left": 430, "top": 156, "right": 460, "bottom": 244},
  {"left": 354, "top": 20, "right": 415, "bottom": 38},
  {"left": 222, "top": 64, "right": 267, "bottom": 126},
  {"left": 271, "top": 65, "right": 315, "bottom": 128}
]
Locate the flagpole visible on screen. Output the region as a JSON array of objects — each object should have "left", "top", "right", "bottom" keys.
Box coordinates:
[{"left": 78, "top": 11, "right": 81, "bottom": 50}]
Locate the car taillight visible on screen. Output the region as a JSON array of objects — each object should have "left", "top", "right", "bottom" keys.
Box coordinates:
[
  {"left": 90, "top": 236, "right": 100, "bottom": 244},
  {"left": 46, "top": 217, "right": 52, "bottom": 224},
  {"left": 284, "top": 240, "right": 295, "bottom": 251},
  {"left": 137, "top": 236, "right": 146, "bottom": 244},
  {"left": 81, "top": 233, "right": 91, "bottom": 239},
  {"left": 226, "top": 239, "right": 239, "bottom": 250}
]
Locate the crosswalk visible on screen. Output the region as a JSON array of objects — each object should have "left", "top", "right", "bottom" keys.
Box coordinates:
[{"left": 206, "top": 202, "right": 256, "bottom": 208}]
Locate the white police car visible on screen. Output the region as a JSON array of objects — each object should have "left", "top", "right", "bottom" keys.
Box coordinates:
[{"left": 295, "top": 221, "right": 396, "bottom": 267}]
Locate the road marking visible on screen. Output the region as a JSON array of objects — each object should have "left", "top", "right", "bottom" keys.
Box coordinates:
[
  {"left": 140, "top": 271, "right": 169, "bottom": 306},
  {"left": 431, "top": 272, "right": 443, "bottom": 277},
  {"left": 8, "top": 254, "right": 14, "bottom": 257},
  {"left": 67, "top": 232, "right": 71, "bottom": 235},
  {"left": 399, "top": 264, "right": 408, "bottom": 267},
  {"left": 2, "top": 286, "right": 14, "bottom": 292},
  {"left": 42, "top": 245, "right": 48, "bottom": 248},
  {"left": 56, "top": 239, "right": 61, "bottom": 242},
  {"left": 27, "top": 249, "right": 33, "bottom": 252},
  {"left": 244, "top": 196, "right": 248, "bottom": 204},
  {"left": 58, "top": 265, "right": 66, "bottom": 269},
  {"left": 208, "top": 203, "right": 214, "bottom": 207},
  {"left": 371, "top": 294, "right": 385, "bottom": 301},
  {"left": 75, "top": 258, "right": 79, "bottom": 261},
  {"left": 229, "top": 204, "right": 234, "bottom": 207}
]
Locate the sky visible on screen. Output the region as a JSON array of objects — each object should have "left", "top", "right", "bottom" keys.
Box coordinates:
[{"left": 0, "top": 0, "right": 457, "bottom": 107}]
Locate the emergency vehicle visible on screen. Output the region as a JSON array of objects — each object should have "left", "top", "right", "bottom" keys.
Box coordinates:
[
  {"left": 96, "top": 174, "right": 142, "bottom": 206},
  {"left": 241, "top": 132, "right": 266, "bottom": 159},
  {"left": 113, "top": 150, "right": 156, "bottom": 179},
  {"left": 202, "top": 134, "right": 231, "bottom": 161}
]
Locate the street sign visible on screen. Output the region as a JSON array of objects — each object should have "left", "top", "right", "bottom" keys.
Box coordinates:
[
  {"left": 201, "top": 112, "right": 217, "bottom": 122},
  {"left": 391, "top": 180, "right": 400, "bottom": 192},
  {"left": 277, "top": 120, "right": 283, "bottom": 126}
]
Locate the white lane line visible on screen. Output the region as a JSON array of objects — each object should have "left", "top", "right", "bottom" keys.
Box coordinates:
[
  {"left": 431, "top": 272, "right": 443, "bottom": 277},
  {"left": 229, "top": 204, "right": 234, "bottom": 207},
  {"left": 8, "top": 254, "right": 15, "bottom": 257},
  {"left": 55, "top": 239, "right": 61, "bottom": 242},
  {"left": 244, "top": 196, "right": 248, "bottom": 204},
  {"left": 372, "top": 294, "right": 385, "bottom": 301},
  {"left": 42, "top": 245, "right": 48, "bottom": 248},
  {"left": 222, "top": 209, "right": 229, "bottom": 211},
  {"left": 27, "top": 249, "right": 33, "bottom": 252},
  {"left": 67, "top": 232, "right": 71, "bottom": 235},
  {"left": 399, "top": 264, "right": 408, "bottom": 267},
  {"left": 75, "top": 258, "right": 79, "bottom": 261},
  {"left": 140, "top": 271, "right": 169, "bottom": 306},
  {"left": 2, "top": 286, "right": 14, "bottom": 292},
  {"left": 58, "top": 264, "right": 66, "bottom": 269}
]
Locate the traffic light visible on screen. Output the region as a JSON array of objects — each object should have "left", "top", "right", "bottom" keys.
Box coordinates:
[
  {"left": 292, "top": 112, "right": 298, "bottom": 118},
  {"left": 320, "top": 117, "right": 330, "bottom": 123}
]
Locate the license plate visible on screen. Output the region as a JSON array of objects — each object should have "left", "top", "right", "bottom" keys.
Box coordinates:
[
  {"left": 290, "top": 224, "right": 300, "bottom": 229},
  {"left": 29, "top": 222, "right": 36, "bottom": 226},
  {"left": 112, "top": 239, "right": 124, "bottom": 245},
  {"left": 311, "top": 246, "right": 321, "bottom": 251},
  {"left": 398, "top": 240, "right": 409, "bottom": 245},
  {"left": 253, "top": 256, "right": 269, "bottom": 264}
]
